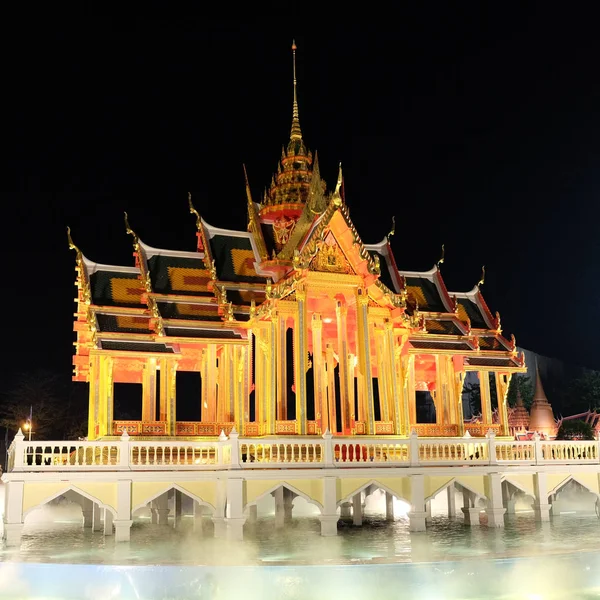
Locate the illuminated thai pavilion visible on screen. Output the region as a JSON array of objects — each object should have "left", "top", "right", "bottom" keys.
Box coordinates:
[{"left": 70, "top": 44, "right": 526, "bottom": 442}]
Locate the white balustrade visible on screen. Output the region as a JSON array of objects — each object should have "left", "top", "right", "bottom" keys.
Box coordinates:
[
  {"left": 129, "top": 441, "right": 220, "bottom": 469},
  {"left": 239, "top": 438, "right": 324, "bottom": 466},
  {"left": 494, "top": 441, "right": 536, "bottom": 463},
  {"left": 6, "top": 427, "right": 600, "bottom": 472},
  {"left": 333, "top": 439, "right": 410, "bottom": 464},
  {"left": 417, "top": 438, "right": 489, "bottom": 464}
]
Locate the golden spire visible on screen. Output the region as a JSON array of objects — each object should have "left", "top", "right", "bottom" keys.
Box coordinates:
[
  {"left": 290, "top": 40, "right": 302, "bottom": 141},
  {"left": 477, "top": 265, "right": 486, "bottom": 287},
  {"left": 332, "top": 162, "right": 343, "bottom": 205},
  {"left": 437, "top": 243, "right": 445, "bottom": 267},
  {"left": 188, "top": 192, "right": 201, "bottom": 230}
]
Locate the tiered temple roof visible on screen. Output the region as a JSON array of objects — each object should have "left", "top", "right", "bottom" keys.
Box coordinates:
[{"left": 70, "top": 42, "right": 526, "bottom": 443}]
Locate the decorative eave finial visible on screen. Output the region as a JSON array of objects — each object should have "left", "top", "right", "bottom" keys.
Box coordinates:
[
  {"left": 495, "top": 310, "right": 502, "bottom": 333},
  {"left": 387, "top": 216, "right": 396, "bottom": 239},
  {"left": 437, "top": 243, "right": 445, "bottom": 267},
  {"left": 332, "top": 162, "right": 343, "bottom": 205},
  {"left": 67, "top": 226, "right": 92, "bottom": 305},
  {"left": 477, "top": 265, "right": 486, "bottom": 288},
  {"left": 290, "top": 39, "right": 302, "bottom": 141},
  {"left": 124, "top": 211, "right": 137, "bottom": 242},
  {"left": 188, "top": 192, "right": 201, "bottom": 231},
  {"left": 67, "top": 226, "right": 80, "bottom": 254}
]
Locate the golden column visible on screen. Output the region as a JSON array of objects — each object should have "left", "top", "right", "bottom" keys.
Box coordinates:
[
  {"left": 294, "top": 287, "right": 308, "bottom": 435},
  {"left": 356, "top": 288, "right": 375, "bottom": 434},
  {"left": 253, "top": 327, "right": 266, "bottom": 431},
  {"left": 200, "top": 348, "right": 208, "bottom": 422},
  {"left": 142, "top": 358, "right": 157, "bottom": 422},
  {"left": 87, "top": 354, "right": 101, "bottom": 440},
  {"left": 385, "top": 321, "right": 402, "bottom": 435},
  {"left": 216, "top": 346, "right": 233, "bottom": 422},
  {"left": 205, "top": 344, "right": 217, "bottom": 422},
  {"left": 336, "top": 300, "right": 352, "bottom": 434},
  {"left": 267, "top": 314, "right": 277, "bottom": 434},
  {"left": 398, "top": 353, "right": 411, "bottom": 436},
  {"left": 227, "top": 345, "right": 236, "bottom": 422},
  {"left": 96, "top": 356, "right": 107, "bottom": 437},
  {"left": 495, "top": 372, "right": 512, "bottom": 436},
  {"left": 455, "top": 370, "right": 466, "bottom": 436},
  {"left": 433, "top": 356, "right": 443, "bottom": 425},
  {"left": 100, "top": 355, "right": 114, "bottom": 438},
  {"left": 407, "top": 355, "right": 417, "bottom": 426},
  {"left": 167, "top": 360, "right": 177, "bottom": 435},
  {"left": 311, "top": 313, "right": 326, "bottom": 434},
  {"left": 245, "top": 330, "right": 253, "bottom": 433},
  {"left": 479, "top": 371, "right": 493, "bottom": 425},
  {"left": 159, "top": 358, "right": 177, "bottom": 435},
  {"left": 277, "top": 313, "right": 288, "bottom": 420},
  {"left": 355, "top": 330, "right": 366, "bottom": 426},
  {"left": 325, "top": 343, "right": 337, "bottom": 433},
  {"left": 159, "top": 357, "right": 168, "bottom": 422},
  {"left": 374, "top": 325, "right": 390, "bottom": 423},
  {"left": 234, "top": 345, "right": 247, "bottom": 433}
]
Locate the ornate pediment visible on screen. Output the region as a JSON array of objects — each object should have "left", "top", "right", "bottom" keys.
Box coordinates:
[{"left": 309, "top": 232, "right": 353, "bottom": 274}]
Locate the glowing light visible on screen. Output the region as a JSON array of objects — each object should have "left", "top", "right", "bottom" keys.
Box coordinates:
[
  {"left": 23, "top": 423, "right": 30, "bottom": 431},
  {"left": 323, "top": 317, "right": 333, "bottom": 323}
]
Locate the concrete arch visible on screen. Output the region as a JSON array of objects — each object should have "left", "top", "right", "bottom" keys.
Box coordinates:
[
  {"left": 131, "top": 483, "right": 215, "bottom": 514},
  {"left": 245, "top": 481, "right": 324, "bottom": 513},
  {"left": 502, "top": 476, "right": 532, "bottom": 498},
  {"left": 424, "top": 478, "right": 457, "bottom": 503},
  {"left": 23, "top": 484, "right": 116, "bottom": 519},
  {"left": 453, "top": 477, "right": 487, "bottom": 502},
  {"left": 337, "top": 479, "right": 410, "bottom": 507},
  {"left": 549, "top": 475, "right": 600, "bottom": 500}
]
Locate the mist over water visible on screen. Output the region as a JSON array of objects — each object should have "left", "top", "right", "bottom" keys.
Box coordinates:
[{"left": 3, "top": 485, "right": 600, "bottom": 598}]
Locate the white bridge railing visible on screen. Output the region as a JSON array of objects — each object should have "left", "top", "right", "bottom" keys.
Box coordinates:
[{"left": 6, "top": 428, "right": 600, "bottom": 472}]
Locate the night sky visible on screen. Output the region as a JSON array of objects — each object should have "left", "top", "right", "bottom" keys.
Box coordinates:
[{"left": 5, "top": 8, "right": 600, "bottom": 388}]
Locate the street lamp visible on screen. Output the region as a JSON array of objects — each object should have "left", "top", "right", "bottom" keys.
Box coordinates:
[{"left": 23, "top": 420, "right": 32, "bottom": 442}]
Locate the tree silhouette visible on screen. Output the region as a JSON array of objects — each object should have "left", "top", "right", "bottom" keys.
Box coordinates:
[
  {"left": 0, "top": 370, "right": 86, "bottom": 440},
  {"left": 507, "top": 374, "right": 534, "bottom": 409},
  {"left": 567, "top": 370, "right": 600, "bottom": 414}
]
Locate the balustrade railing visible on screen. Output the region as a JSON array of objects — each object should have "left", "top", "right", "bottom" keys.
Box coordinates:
[{"left": 7, "top": 428, "right": 600, "bottom": 473}]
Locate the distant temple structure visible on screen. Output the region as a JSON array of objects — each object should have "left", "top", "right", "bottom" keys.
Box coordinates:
[
  {"left": 528, "top": 367, "right": 557, "bottom": 438},
  {"left": 508, "top": 388, "right": 530, "bottom": 437},
  {"left": 69, "top": 43, "right": 527, "bottom": 441}
]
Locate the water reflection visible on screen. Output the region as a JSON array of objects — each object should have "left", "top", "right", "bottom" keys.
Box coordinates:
[
  {"left": 5, "top": 491, "right": 600, "bottom": 598},
  {"left": 3, "top": 511, "right": 600, "bottom": 566}
]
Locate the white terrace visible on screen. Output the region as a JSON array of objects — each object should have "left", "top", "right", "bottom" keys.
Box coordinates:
[
  {"left": 4, "top": 429, "right": 600, "bottom": 547},
  {"left": 7, "top": 429, "right": 598, "bottom": 471}
]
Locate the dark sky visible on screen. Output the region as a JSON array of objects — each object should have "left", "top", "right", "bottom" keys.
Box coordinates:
[{"left": 4, "top": 8, "right": 600, "bottom": 386}]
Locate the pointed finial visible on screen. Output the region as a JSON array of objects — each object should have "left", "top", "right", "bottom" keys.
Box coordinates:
[
  {"left": 495, "top": 310, "right": 502, "bottom": 332},
  {"left": 437, "top": 243, "right": 445, "bottom": 267},
  {"left": 332, "top": 162, "right": 343, "bottom": 205},
  {"left": 477, "top": 265, "right": 485, "bottom": 287},
  {"left": 188, "top": 192, "right": 201, "bottom": 230},
  {"left": 290, "top": 40, "right": 302, "bottom": 141},
  {"left": 387, "top": 216, "right": 396, "bottom": 239},
  {"left": 67, "top": 226, "right": 80, "bottom": 253},
  {"left": 243, "top": 164, "right": 254, "bottom": 207}
]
